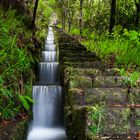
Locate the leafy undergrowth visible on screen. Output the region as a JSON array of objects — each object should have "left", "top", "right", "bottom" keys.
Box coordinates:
[
  {"left": 0, "top": 9, "right": 36, "bottom": 121},
  {"left": 82, "top": 29, "right": 140, "bottom": 66},
  {"left": 0, "top": 0, "right": 55, "bottom": 122}
]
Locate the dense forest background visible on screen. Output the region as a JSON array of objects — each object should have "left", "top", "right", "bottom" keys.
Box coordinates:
[{"left": 0, "top": 0, "right": 140, "bottom": 129}]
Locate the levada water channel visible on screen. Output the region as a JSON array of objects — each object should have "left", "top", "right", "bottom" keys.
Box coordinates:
[{"left": 27, "top": 27, "right": 67, "bottom": 140}]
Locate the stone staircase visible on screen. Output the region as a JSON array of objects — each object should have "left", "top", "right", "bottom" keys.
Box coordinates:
[{"left": 55, "top": 27, "right": 140, "bottom": 140}]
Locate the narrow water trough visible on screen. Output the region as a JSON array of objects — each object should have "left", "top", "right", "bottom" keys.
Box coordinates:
[{"left": 27, "top": 27, "right": 67, "bottom": 140}]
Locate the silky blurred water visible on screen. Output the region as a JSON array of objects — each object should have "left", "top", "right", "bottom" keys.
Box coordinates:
[{"left": 27, "top": 27, "right": 67, "bottom": 140}]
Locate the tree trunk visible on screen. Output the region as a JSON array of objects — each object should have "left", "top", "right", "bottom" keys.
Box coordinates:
[
  {"left": 79, "top": 0, "right": 83, "bottom": 35},
  {"left": 62, "top": 9, "right": 66, "bottom": 29},
  {"left": 109, "top": 0, "right": 116, "bottom": 34},
  {"left": 0, "top": 0, "right": 25, "bottom": 13},
  {"left": 31, "top": 0, "right": 39, "bottom": 29},
  {"left": 135, "top": 2, "right": 140, "bottom": 27}
]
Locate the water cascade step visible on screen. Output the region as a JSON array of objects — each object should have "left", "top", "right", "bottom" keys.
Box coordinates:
[
  {"left": 27, "top": 27, "right": 67, "bottom": 140},
  {"left": 45, "top": 44, "right": 56, "bottom": 51},
  {"left": 39, "top": 62, "right": 60, "bottom": 84},
  {"left": 42, "top": 51, "right": 57, "bottom": 62}
]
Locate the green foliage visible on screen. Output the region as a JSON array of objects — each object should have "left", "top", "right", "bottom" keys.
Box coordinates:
[
  {"left": 36, "top": 0, "right": 55, "bottom": 40},
  {"left": 88, "top": 105, "right": 104, "bottom": 135},
  {"left": 82, "top": 28, "right": 140, "bottom": 68},
  {"left": 69, "top": 27, "right": 80, "bottom": 35},
  {"left": 116, "top": 0, "right": 136, "bottom": 26},
  {"left": 0, "top": 9, "right": 35, "bottom": 120},
  {"left": 56, "top": 0, "right": 137, "bottom": 34},
  {"left": 136, "top": 119, "right": 140, "bottom": 126},
  {"left": 117, "top": 68, "right": 139, "bottom": 87},
  {"left": 18, "top": 95, "right": 34, "bottom": 111},
  {"left": 0, "top": 0, "right": 55, "bottom": 120}
]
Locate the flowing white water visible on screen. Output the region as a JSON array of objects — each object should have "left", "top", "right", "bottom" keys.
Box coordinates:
[
  {"left": 42, "top": 51, "right": 57, "bottom": 62},
  {"left": 47, "top": 37, "right": 54, "bottom": 41},
  {"left": 39, "top": 62, "right": 60, "bottom": 84},
  {"left": 46, "top": 40, "right": 54, "bottom": 45},
  {"left": 27, "top": 27, "right": 67, "bottom": 140},
  {"left": 32, "top": 86, "right": 63, "bottom": 127},
  {"left": 45, "top": 44, "right": 56, "bottom": 51},
  {"left": 27, "top": 128, "right": 66, "bottom": 140}
]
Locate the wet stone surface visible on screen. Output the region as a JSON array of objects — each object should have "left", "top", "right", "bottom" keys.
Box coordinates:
[{"left": 69, "top": 88, "right": 128, "bottom": 106}]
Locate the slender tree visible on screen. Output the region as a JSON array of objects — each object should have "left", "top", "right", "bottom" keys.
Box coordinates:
[
  {"left": 135, "top": 0, "right": 140, "bottom": 27},
  {"left": 79, "top": 0, "right": 84, "bottom": 35},
  {"left": 109, "top": 0, "right": 116, "bottom": 33},
  {"left": 62, "top": 3, "right": 66, "bottom": 29},
  {"left": 0, "top": 0, "right": 25, "bottom": 13},
  {"left": 31, "top": 0, "right": 39, "bottom": 28}
]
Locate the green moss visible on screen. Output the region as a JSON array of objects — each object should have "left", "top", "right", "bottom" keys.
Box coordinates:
[
  {"left": 65, "top": 106, "right": 87, "bottom": 140},
  {"left": 10, "top": 120, "right": 28, "bottom": 140}
]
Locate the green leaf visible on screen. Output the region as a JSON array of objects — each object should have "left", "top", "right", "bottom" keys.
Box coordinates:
[
  {"left": 0, "top": 76, "right": 4, "bottom": 85},
  {"left": 18, "top": 95, "right": 30, "bottom": 110}
]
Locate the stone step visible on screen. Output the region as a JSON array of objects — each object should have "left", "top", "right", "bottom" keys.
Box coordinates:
[
  {"left": 60, "top": 51, "right": 97, "bottom": 58},
  {"left": 65, "top": 106, "right": 140, "bottom": 140},
  {"left": 86, "top": 107, "right": 140, "bottom": 139},
  {"left": 68, "top": 87, "right": 140, "bottom": 106},
  {"left": 64, "top": 67, "right": 119, "bottom": 78},
  {"left": 68, "top": 74, "right": 125, "bottom": 88},
  {"left": 62, "top": 61, "right": 105, "bottom": 69},
  {"left": 129, "top": 88, "right": 140, "bottom": 104},
  {"left": 59, "top": 44, "right": 87, "bottom": 51},
  {"left": 61, "top": 56, "right": 97, "bottom": 62},
  {"left": 59, "top": 47, "right": 86, "bottom": 52},
  {"left": 69, "top": 88, "right": 129, "bottom": 106},
  {"left": 93, "top": 76, "right": 124, "bottom": 88}
]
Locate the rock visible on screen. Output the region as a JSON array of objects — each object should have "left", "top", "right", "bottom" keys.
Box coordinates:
[
  {"left": 65, "top": 106, "right": 87, "bottom": 140},
  {"left": 65, "top": 68, "right": 102, "bottom": 77},
  {"left": 69, "top": 76, "right": 92, "bottom": 89},
  {"left": 10, "top": 119, "right": 28, "bottom": 140},
  {"left": 129, "top": 88, "right": 140, "bottom": 104},
  {"left": 103, "top": 68, "right": 119, "bottom": 76},
  {"left": 69, "top": 88, "right": 128, "bottom": 106},
  {"left": 0, "top": 119, "right": 28, "bottom": 140},
  {"left": 87, "top": 107, "right": 131, "bottom": 136},
  {"left": 93, "top": 76, "right": 124, "bottom": 88}
]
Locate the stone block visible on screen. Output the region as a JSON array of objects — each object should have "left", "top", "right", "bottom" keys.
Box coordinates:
[
  {"left": 93, "top": 76, "right": 124, "bottom": 87},
  {"left": 84, "top": 88, "right": 128, "bottom": 106},
  {"left": 103, "top": 68, "right": 119, "bottom": 76},
  {"left": 86, "top": 107, "right": 140, "bottom": 138},
  {"left": 65, "top": 106, "right": 87, "bottom": 140},
  {"left": 69, "top": 76, "right": 92, "bottom": 89},
  {"left": 87, "top": 107, "right": 131, "bottom": 136},
  {"left": 129, "top": 88, "right": 140, "bottom": 104}
]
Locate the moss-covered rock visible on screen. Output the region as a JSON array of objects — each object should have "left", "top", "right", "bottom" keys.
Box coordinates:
[
  {"left": 10, "top": 119, "right": 28, "bottom": 140},
  {"left": 93, "top": 76, "right": 124, "bottom": 87},
  {"left": 69, "top": 76, "right": 92, "bottom": 89},
  {"left": 129, "top": 88, "right": 140, "bottom": 104},
  {"left": 87, "top": 107, "right": 140, "bottom": 139},
  {"left": 65, "top": 106, "right": 87, "bottom": 140},
  {"left": 0, "top": 119, "right": 29, "bottom": 140},
  {"left": 84, "top": 88, "right": 128, "bottom": 105}
]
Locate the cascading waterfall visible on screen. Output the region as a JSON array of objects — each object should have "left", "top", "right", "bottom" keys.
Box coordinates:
[{"left": 27, "top": 27, "right": 67, "bottom": 140}]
